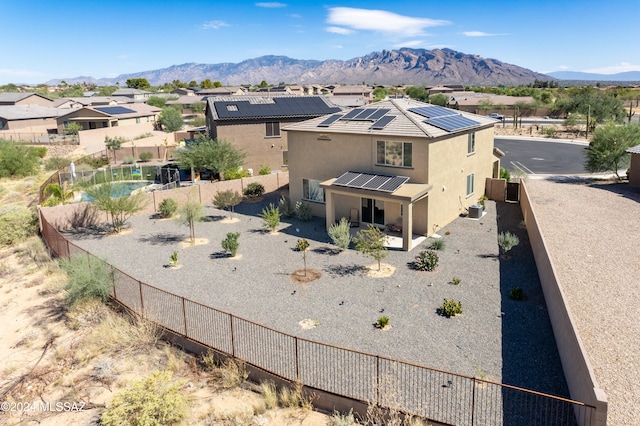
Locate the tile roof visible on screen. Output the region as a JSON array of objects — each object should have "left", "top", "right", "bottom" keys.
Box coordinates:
[
  {"left": 0, "top": 92, "right": 52, "bottom": 103},
  {"left": 0, "top": 105, "right": 66, "bottom": 120}
]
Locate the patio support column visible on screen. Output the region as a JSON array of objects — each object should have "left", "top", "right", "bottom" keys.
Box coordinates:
[
  {"left": 402, "top": 201, "right": 413, "bottom": 251},
  {"left": 325, "top": 190, "right": 335, "bottom": 230}
]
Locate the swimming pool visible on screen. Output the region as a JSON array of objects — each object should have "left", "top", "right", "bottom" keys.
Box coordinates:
[{"left": 80, "top": 181, "right": 154, "bottom": 202}]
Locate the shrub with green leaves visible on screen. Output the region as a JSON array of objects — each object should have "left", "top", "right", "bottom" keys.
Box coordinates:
[
  {"left": 354, "top": 225, "right": 388, "bottom": 271},
  {"left": 510, "top": 287, "right": 525, "bottom": 301},
  {"left": 295, "top": 201, "right": 312, "bottom": 221},
  {"left": 0, "top": 139, "right": 41, "bottom": 178},
  {"left": 243, "top": 182, "right": 265, "bottom": 198},
  {"left": 32, "top": 146, "right": 47, "bottom": 158},
  {"left": 100, "top": 370, "right": 189, "bottom": 426},
  {"left": 375, "top": 316, "right": 389, "bottom": 329},
  {"left": 258, "top": 164, "right": 271, "bottom": 175},
  {"left": 328, "top": 217, "right": 351, "bottom": 250},
  {"left": 498, "top": 231, "right": 520, "bottom": 256},
  {"left": 259, "top": 203, "right": 280, "bottom": 232},
  {"left": 138, "top": 151, "right": 153, "bottom": 162},
  {"left": 413, "top": 249, "right": 439, "bottom": 271},
  {"left": 122, "top": 156, "right": 135, "bottom": 164},
  {"left": 439, "top": 298, "right": 463, "bottom": 318},
  {"left": 223, "top": 168, "right": 251, "bottom": 180},
  {"left": 0, "top": 206, "right": 38, "bottom": 246},
  {"left": 59, "top": 255, "right": 113, "bottom": 306},
  {"left": 44, "top": 156, "right": 71, "bottom": 171},
  {"left": 158, "top": 198, "right": 177, "bottom": 218},
  {"left": 278, "top": 195, "right": 294, "bottom": 218},
  {"left": 221, "top": 232, "right": 240, "bottom": 257},
  {"left": 430, "top": 238, "right": 445, "bottom": 251},
  {"left": 77, "top": 155, "right": 109, "bottom": 169},
  {"left": 85, "top": 184, "right": 149, "bottom": 233},
  {"left": 212, "top": 190, "right": 242, "bottom": 218}
]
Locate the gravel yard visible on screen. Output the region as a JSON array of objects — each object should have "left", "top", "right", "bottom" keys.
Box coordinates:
[{"left": 525, "top": 178, "right": 640, "bottom": 425}]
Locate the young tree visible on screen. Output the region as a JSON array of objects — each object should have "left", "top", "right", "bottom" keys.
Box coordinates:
[
  {"left": 212, "top": 190, "right": 242, "bottom": 218},
  {"left": 158, "top": 107, "right": 184, "bottom": 132},
  {"left": 428, "top": 93, "right": 449, "bottom": 106},
  {"left": 296, "top": 239, "right": 310, "bottom": 276},
  {"left": 147, "top": 96, "right": 168, "bottom": 108},
  {"left": 126, "top": 78, "right": 151, "bottom": 90},
  {"left": 105, "top": 136, "right": 125, "bottom": 163},
  {"left": 62, "top": 122, "right": 82, "bottom": 142},
  {"left": 354, "top": 225, "right": 388, "bottom": 271},
  {"left": 43, "top": 182, "right": 74, "bottom": 206},
  {"left": 179, "top": 196, "right": 204, "bottom": 245},
  {"left": 85, "top": 183, "right": 149, "bottom": 233},
  {"left": 586, "top": 122, "right": 640, "bottom": 179},
  {"left": 174, "top": 137, "right": 245, "bottom": 180}
]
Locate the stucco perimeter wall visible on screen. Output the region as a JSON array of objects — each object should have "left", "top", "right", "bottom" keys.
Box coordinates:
[
  {"left": 629, "top": 153, "right": 640, "bottom": 188},
  {"left": 520, "top": 182, "right": 608, "bottom": 426},
  {"left": 77, "top": 124, "right": 159, "bottom": 155}
]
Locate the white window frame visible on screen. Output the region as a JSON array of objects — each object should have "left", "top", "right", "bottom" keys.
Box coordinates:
[
  {"left": 466, "top": 173, "right": 475, "bottom": 197},
  {"left": 468, "top": 132, "right": 476, "bottom": 155},
  {"left": 376, "top": 140, "right": 412, "bottom": 168},
  {"left": 302, "top": 178, "right": 325, "bottom": 203},
  {"left": 266, "top": 121, "right": 281, "bottom": 138}
]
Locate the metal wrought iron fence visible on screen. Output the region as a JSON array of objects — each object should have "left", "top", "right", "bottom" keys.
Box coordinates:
[{"left": 39, "top": 210, "right": 596, "bottom": 426}]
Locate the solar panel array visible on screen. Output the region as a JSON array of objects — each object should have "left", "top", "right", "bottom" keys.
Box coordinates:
[
  {"left": 332, "top": 171, "right": 409, "bottom": 193},
  {"left": 94, "top": 106, "right": 136, "bottom": 115},
  {"left": 316, "top": 107, "right": 396, "bottom": 130},
  {"left": 213, "top": 97, "right": 340, "bottom": 120},
  {"left": 370, "top": 115, "right": 396, "bottom": 130},
  {"left": 317, "top": 114, "right": 343, "bottom": 127},
  {"left": 408, "top": 105, "right": 480, "bottom": 132}
]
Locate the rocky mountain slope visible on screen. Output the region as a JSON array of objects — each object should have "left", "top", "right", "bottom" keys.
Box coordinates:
[{"left": 50, "top": 48, "right": 553, "bottom": 87}]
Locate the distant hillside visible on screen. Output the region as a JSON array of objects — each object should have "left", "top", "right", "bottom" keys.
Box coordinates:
[
  {"left": 547, "top": 70, "right": 640, "bottom": 82},
  {"left": 48, "top": 48, "right": 553, "bottom": 87}
]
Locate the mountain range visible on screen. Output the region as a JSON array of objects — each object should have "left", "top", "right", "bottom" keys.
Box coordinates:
[
  {"left": 49, "top": 48, "right": 554, "bottom": 87},
  {"left": 546, "top": 70, "right": 640, "bottom": 82}
]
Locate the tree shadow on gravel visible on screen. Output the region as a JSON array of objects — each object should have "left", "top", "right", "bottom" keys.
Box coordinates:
[
  {"left": 323, "top": 264, "right": 366, "bottom": 278},
  {"left": 496, "top": 201, "right": 571, "bottom": 420},
  {"left": 61, "top": 224, "right": 111, "bottom": 239},
  {"left": 138, "top": 233, "right": 185, "bottom": 245},
  {"left": 312, "top": 246, "right": 341, "bottom": 256}
]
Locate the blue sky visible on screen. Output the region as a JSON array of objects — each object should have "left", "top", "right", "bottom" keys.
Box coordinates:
[{"left": 1, "top": 0, "right": 639, "bottom": 85}]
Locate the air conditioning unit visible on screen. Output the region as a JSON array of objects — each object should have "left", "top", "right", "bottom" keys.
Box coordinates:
[{"left": 469, "top": 204, "right": 483, "bottom": 219}]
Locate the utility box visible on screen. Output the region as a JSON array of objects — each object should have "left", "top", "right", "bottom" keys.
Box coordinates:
[{"left": 469, "top": 204, "right": 483, "bottom": 219}]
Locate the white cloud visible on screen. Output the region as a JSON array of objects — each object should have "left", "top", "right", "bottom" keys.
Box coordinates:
[
  {"left": 256, "top": 2, "right": 287, "bottom": 8},
  {"left": 332, "top": 45, "right": 344, "bottom": 49},
  {"left": 288, "top": 13, "right": 301, "bottom": 18},
  {"left": 203, "top": 20, "right": 230, "bottom": 30},
  {"left": 396, "top": 40, "right": 426, "bottom": 48},
  {"left": 326, "top": 26, "right": 355, "bottom": 35},
  {"left": 559, "top": 65, "right": 569, "bottom": 70},
  {"left": 327, "top": 7, "right": 449, "bottom": 37},
  {"left": 463, "top": 31, "right": 508, "bottom": 37},
  {"left": 584, "top": 62, "right": 640, "bottom": 74}
]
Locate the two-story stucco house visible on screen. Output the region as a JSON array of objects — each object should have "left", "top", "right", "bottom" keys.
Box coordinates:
[
  {"left": 205, "top": 95, "right": 341, "bottom": 174},
  {"left": 284, "top": 98, "right": 501, "bottom": 251}
]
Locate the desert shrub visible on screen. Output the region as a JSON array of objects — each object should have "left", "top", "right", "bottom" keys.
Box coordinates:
[
  {"left": 157, "top": 198, "right": 177, "bottom": 218},
  {"left": 438, "top": 298, "right": 463, "bottom": 318},
  {"left": 510, "top": 287, "right": 525, "bottom": 301},
  {"left": 259, "top": 203, "right": 280, "bottom": 232},
  {"left": 133, "top": 132, "right": 154, "bottom": 140},
  {"left": 44, "top": 156, "right": 70, "bottom": 171},
  {"left": 218, "top": 358, "right": 248, "bottom": 389},
  {"left": 295, "top": 201, "right": 312, "bottom": 221},
  {"left": 0, "top": 140, "right": 41, "bottom": 177},
  {"left": 375, "top": 316, "right": 389, "bottom": 329},
  {"left": 354, "top": 225, "right": 388, "bottom": 271},
  {"left": 452, "top": 277, "right": 461, "bottom": 285},
  {"left": 59, "top": 255, "right": 113, "bottom": 306},
  {"left": 190, "top": 116, "right": 206, "bottom": 127},
  {"left": 331, "top": 409, "right": 356, "bottom": 426},
  {"left": 100, "top": 370, "right": 188, "bottom": 426},
  {"left": 543, "top": 126, "right": 557, "bottom": 138},
  {"left": 499, "top": 167, "right": 511, "bottom": 182},
  {"left": 258, "top": 164, "right": 271, "bottom": 175},
  {"left": 168, "top": 251, "right": 179, "bottom": 266},
  {"left": 224, "top": 168, "right": 251, "bottom": 180},
  {"left": 138, "top": 151, "right": 153, "bottom": 162},
  {"left": 260, "top": 381, "right": 278, "bottom": 409},
  {"left": 32, "top": 146, "right": 48, "bottom": 158},
  {"left": 212, "top": 190, "right": 242, "bottom": 218},
  {"left": 221, "top": 232, "right": 240, "bottom": 257},
  {"left": 413, "top": 249, "right": 439, "bottom": 271},
  {"left": 498, "top": 231, "right": 520, "bottom": 255},
  {"left": 0, "top": 207, "right": 38, "bottom": 246},
  {"left": 77, "top": 155, "right": 110, "bottom": 169},
  {"left": 277, "top": 195, "right": 294, "bottom": 217},
  {"left": 243, "top": 182, "right": 265, "bottom": 198},
  {"left": 430, "top": 238, "right": 445, "bottom": 250},
  {"left": 278, "top": 382, "right": 312, "bottom": 410},
  {"left": 122, "top": 156, "right": 135, "bottom": 164},
  {"left": 85, "top": 184, "right": 149, "bottom": 233},
  {"left": 328, "top": 217, "right": 351, "bottom": 250}
]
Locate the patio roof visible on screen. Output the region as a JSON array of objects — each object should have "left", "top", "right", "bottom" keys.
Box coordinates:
[{"left": 321, "top": 175, "right": 432, "bottom": 202}]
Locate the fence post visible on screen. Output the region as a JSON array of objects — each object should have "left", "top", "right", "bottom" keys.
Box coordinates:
[
  {"left": 111, "top": 265, "right": 118, "bottom": 300},
  {"left": 471, "top": 377, "right": 476, "bottom": 426},
  {"left": 376, "top": 355, "right": 380, "bottom": 406},
  {"left": 182, "top": 297, "right": 188, "bottom": 336},
  {"left": 230, "top": 315, "right": 236, "bottom": 357},
  {"left": 139, "top": 281, "right": 145, "bottom": 319},
  {"left": 295, "top": 336, "right": 299, "bottom": 381}
]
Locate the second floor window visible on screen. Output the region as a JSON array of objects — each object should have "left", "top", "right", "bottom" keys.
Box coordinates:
[
  {"left": 468, "top": 132, "right": 475, "bottom": 154},
  {"left": 266, "top": 121, "right": 280, "bottom": 137},
  {"left": 377, "top": 140, "right": 412, "bottom": 167}
]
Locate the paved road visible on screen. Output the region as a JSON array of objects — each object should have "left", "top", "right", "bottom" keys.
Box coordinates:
[{"left": 495, "top": 137, "right": 589, "bottom": 175}]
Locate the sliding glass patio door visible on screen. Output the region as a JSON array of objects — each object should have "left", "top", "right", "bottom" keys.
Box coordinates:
[{"left": 362, "top": 198, "right": 385, "bottom": 226}]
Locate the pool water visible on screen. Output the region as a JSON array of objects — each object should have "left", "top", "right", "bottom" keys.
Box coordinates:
[{"left": 80, "top": 181, "right": 153, "bottom": 202}]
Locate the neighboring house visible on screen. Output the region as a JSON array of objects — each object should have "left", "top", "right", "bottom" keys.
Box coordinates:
[
  {"left": 0, "top": 92, "right": 54, "bottom": 107},
  {"left": 198, "top": 87, "right": 246, "bottom": 96},
  {"left": 205, "top": 95, "right": 341, "bottom": 173},
  {"left": 111, "top": 88, "right": 152, "bottom": 101},
  {"left": 171, "top": 88, "right": 196, "bottom": 96},
  {"left": 627, "top": 144, "right": 640, "bottom": 188},
  {"left": 332, "top": 85, "right": 374, "bottom": 102},
  {"left": 62, "top": 96, "right": 136, "bottom": 107},
  {"left": 165, "top": 95, "right": 206, "bottom": 113},
  {"left": 284, "top": 98, "right": 501, "bottom": 251},
  {"left": 56, "top": 103, "right": 161, "bottom": 132},
  {"left": 448, "top": 92, "right": 540, "bottom": 116},
  {"left": 0, "top": 105, "right": 65, "bottom": 131}
]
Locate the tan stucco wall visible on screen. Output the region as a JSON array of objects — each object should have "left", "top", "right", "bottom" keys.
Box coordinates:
[
  {"left": 1, "top": 117, "right": 58, "bottom": 131},
  {"left": 14, "top": 96, "right": 54, "bottom": 107},
  {"left": 629, "top": 153, "right": 640, "bottom": 188},
  {"left": 76, "top": 123, "right": 160, "bottom": 157}
]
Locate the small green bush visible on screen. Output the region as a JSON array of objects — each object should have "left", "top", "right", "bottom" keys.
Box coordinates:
[
  {"left": 375, "top": 316, "right": 389, "bottom": 329},
  {"left": 100, "top": 370, "right": 189, "bottom": 426},
  {"left": 223, "top": 168, "right": 251, "bottom": 180},
  {"left": 328, "top": 217, "right": 351, "bottom": 250},
  {"left": 158, "top": 198, "right": 178, "bottom": 218},
  {"left": 278, "top": 195, "right": 295, "bottom": 218},
  {"left": 33, "top": 146, "right": 48, "bottom": 158},
  {"left": 430, "top": 239, "right": 445, "bottom": 251},
  {"left": 221, "top": 232, "right": 240, "bottom": 257},
  {"left": 138, "top": 151, "right": 153, "bottom": 162},
  {"left": 243, "top": 182, "right": 265, "bottom": 198},
  {"left": 259, "top": 203, "right": 280, "bottom": 232},
  {"left": 258, "top": 164, "right": 272, "bottom": 175},
  {"left": 413, "top": 249, "right": 439, "bottom": 271},
  {"left": 122, "top": 156, "right": 135, "bottom": 164},
  {"left": 59, "top": 255, "right": 113, "bottom": 306},
  {"left": 0, "top": 207, "right": 38, "bottom": 247},
  {"left": 169, "top": 251, "right": 179, "bottom": 266},
  {"left": 295, "top": 201, "right": 312, "bottom": 221},
  {"left": 499, "top": 167, "right": 511, "bottom": 182},
  {"left": 439, "top": 298, "right": 463, "bottom": 318},
  {"left": 510, "top": 287, "right": 525, "bottom": 301},
  {"left": 0, "top": 140, "right": 41, "bottom": 177},
  {"left": 77, "top": 155, "right": 110, "bottom": 169},
  {"left": 44, "top": 156, "right": 70, "bottom": 171},
  {"left": 452, "top": 277, "right": 461, "bottom": 285},
  {"left": 212, "top": 190, "right": 242, "bottom": 218},
  {"left": 498, "top": 231, "right": 520, "bottom": 255}
]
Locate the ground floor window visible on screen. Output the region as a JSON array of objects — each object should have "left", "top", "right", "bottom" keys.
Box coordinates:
[
  {"left": 466, "top": 173, "right": 475, "bottom": 197},
  {"left": 303, "top": 178, "right": 324, "bottom": 203}
]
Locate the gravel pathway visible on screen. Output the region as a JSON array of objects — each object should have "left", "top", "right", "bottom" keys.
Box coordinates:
[
  {"left": 64, "top": 191, "right": 569, "bottom": 397},
  {"left": 525, "top": 178, "right": 640, "bottom": 425}
]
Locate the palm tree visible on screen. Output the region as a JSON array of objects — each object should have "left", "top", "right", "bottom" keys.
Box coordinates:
[{"left": 44, "top": 183, "right": 74, "bottom": 205}]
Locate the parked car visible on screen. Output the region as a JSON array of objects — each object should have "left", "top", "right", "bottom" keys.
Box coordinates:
[{"left": 488, "top": 113, "right": 505, "bottom": 120}]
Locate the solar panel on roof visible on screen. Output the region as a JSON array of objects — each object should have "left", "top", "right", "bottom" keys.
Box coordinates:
[
  {"left": 408, "top": 105, "right": 456, "bottom": 118},
  {"left": 212, "top": 97, "right": 340, "bottom": 120},
  {"left": 94, "top": 106, "right": 135, "bottom": 115},
  {"left": 370, "top": 115, "right": 396, "bottom": 130},
  {"left": 341, "top": 108, "right": 365, "bottom": 120},
  {"left": 367, "top": 108, "right": 391, "bottom": 120},
  {"left": 362, "top": 175, "right": 391, "bottom": 190},
  {"left": 332, "top": 172, "right": 409, "bottom": 193},
  {"left": 425, "top": 115, "right": 480, "bottom": 132},
  {"left": 333, "top": 171, "right": 361, "bottom": 186},
  {"left": 378, "top": 176, "right": 409, "bottom": 192},
  {"left": 317, "top": 114, "right": 343, "bottom": 127}
]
